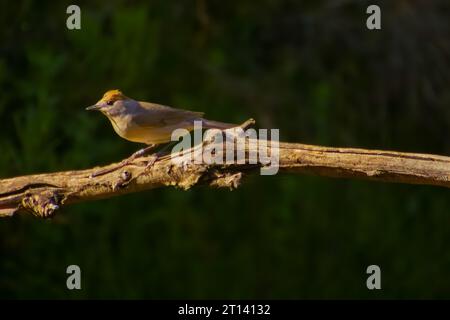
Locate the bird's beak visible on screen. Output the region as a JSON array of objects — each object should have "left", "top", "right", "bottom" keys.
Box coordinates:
[{"left": 86, "top": 104, "right": 102, "bottom": 111}]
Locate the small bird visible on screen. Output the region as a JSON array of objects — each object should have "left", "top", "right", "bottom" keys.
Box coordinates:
[
  {"left": 86, "top": 90, "right": 243, "bottom": 176},
  {"left": 86, "top": 89, "right": 238, "bottom": 144}
]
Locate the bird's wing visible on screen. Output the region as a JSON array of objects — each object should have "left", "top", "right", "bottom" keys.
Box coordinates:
[{"left": 133, "top": 101, "right": 204, "bottom": 128}]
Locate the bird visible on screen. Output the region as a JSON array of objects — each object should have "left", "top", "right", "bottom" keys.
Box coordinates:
[{"left": 86, "top": 89, "right": 249, "bottom": 177}]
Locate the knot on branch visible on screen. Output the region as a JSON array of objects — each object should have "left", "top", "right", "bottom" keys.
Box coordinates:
[
  {"left": 21, "top": 191, "right": 61, "bottom": 218},
  {"left": 162, "top": 161, "right": 244, "bottom": 191},
  {"left": 112, "top": 170, "right": 133, "bottom": 191},
  {"left": 164, "top": 164, "right": 208, "bottom": 190},
  {"left": 209, "top": 172, "right": 243, "bottom": 190}
]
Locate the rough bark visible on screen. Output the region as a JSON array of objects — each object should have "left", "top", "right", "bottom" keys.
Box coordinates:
[{"left": 1, "top": 135, "right": 449, "bottom": 218}]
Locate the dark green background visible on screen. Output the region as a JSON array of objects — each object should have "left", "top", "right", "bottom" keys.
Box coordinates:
[{"left": 1, "top": 0, "right": 449, "bottom": 299}]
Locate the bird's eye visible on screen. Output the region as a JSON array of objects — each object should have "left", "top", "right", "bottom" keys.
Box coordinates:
[{"left": 106, "top": 100, "right": 114, "bottom": 106}]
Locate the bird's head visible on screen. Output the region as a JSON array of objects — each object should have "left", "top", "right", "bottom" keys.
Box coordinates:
[{"left": 86, "top": 89, "right": 130, "bottom": 112}]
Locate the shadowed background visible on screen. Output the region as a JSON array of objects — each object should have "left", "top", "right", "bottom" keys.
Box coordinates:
[{"left": 0, "top": 0, "right": 449, "bottom": 298}]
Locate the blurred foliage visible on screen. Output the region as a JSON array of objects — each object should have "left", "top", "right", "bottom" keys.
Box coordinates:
[{"left": 1, "top": 0, "right": 450, "bottom": 299}]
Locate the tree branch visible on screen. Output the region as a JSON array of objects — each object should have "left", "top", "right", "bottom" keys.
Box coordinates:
[{"left": 1, "top": 136, "right": 449, "bottom": 218}]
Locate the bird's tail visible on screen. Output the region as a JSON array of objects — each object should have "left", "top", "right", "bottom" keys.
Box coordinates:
[{"left": 201, "top": 118, "right": 238, "bottom": 130}]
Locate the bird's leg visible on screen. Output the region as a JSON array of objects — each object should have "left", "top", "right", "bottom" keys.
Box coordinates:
[
  {"left": 143, "top": 142, "right": 177, "bottom": 170},
  {"left": 128, "top": 144, "right": 159, "bottom": 160},
  {"left": 89, "top": 144, "right": 158, "bottom": 178}
]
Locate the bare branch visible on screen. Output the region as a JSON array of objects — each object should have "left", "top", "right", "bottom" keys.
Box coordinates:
[{"left": 1, "top": 136, "right": 449, "bottom": 218}]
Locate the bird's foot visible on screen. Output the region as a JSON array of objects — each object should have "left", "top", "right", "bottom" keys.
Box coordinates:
[
  {"left": 88, "top": 144, "right": 158, "bottom": 178},
  {"left": 143, "top": 152, "right": 164, "bottom": 172}
]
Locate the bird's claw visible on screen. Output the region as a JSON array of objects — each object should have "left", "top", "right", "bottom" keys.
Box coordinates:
[{"left": 144, "top": 155, "right": 158, "bottom": 170}]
